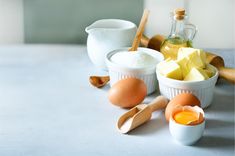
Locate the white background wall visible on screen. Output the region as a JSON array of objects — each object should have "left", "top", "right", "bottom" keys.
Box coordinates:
[
  {"left": 144, "top": 0, "right": 235, "bottom": 49},
  {"left": 0, "top": 0, "right": 24, "bottom": 44},
  {"left": 0, "top": 0, "right": 234, "bottom": 49}
]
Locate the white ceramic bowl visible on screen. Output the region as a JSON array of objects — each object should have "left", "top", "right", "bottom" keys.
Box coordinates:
[
  {"left": 170, "top": 118, "right": 205, "bottom": 145},
  {"left": 106, "top": 47, "right": 164, "bottom": 94},
  {"left": 169, "top": 106, "right": 205, "bottom": 145},
  {"left": 156, "top": 65, "right": 219, "bottom": 108}
]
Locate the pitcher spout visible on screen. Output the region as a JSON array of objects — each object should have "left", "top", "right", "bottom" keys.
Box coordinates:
[
  {"left": 85, "top": 25, "right": 94, "bottom": 34},
  {"left": 85, "top": 20, "right": 104, "bottom": 34}
]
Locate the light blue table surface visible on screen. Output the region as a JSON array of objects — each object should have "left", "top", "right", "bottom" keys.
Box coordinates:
[{"left": 0, "top": 45, "right": 234, "bottom": 156}]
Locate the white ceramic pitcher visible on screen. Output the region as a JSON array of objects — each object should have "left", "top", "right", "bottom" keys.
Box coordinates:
[{"left": 85, "top": 19, "right": 137, "bottom": 70}]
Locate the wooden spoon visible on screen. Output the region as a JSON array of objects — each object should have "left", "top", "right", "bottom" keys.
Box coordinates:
[
  {"left": 117, "top": 96, "right": 168, "bottom": 134},
  {"left": 141, "top": 34, "right": 165, "bottom": 52},
  {"left": 206, "top": 52, "right": 235, "bottom": 84},
  {"left": 129, "top": 9, "right": 150, "bottom": 51},
  {"left": 89, "top": 9, "right": 150, "bottom": 88},
  {"left": 89, "top": 76, "right": 110, "bottom": 88},
  {"left": 141, "top": 34, "right": 235, "bottom": 84}
]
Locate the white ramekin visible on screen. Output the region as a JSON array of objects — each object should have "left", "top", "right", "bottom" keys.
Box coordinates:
[
  {"left": 156, "top": 65, "right": 219, "bottom": 108},
  {"left": 106, "top": 47, "right": 164, "bottom": 95},
  {"left": 169, "top": 106, "right": 205, "bottom": 145},
  {"left": 169, "top": 117, "right": 205, "bottom": 146}
]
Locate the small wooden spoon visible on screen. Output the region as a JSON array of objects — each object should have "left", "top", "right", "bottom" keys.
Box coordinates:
[
  {"left": 89, "top": 76, "right": 110, "bottom": 88},
  {"left": 117, "top": 96, "right": 168, "bottom": 134},
  {"left": 89, "top": 9, "right": 150, "bottom": 88},
  {"left": 141, "top": 34, "right": 235, "bottom": 84}
]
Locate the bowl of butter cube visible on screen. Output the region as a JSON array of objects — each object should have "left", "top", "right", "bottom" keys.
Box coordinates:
[{"left": 156, "top": 47, "right": 219, "bottom": 108}]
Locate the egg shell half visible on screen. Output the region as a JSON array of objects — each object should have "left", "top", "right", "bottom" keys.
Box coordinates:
[
  {"left": 108, "top": 78, "right": 147, "bottom": 108},
  {"left": 165, "top": 93, "right": 201, "bottom": 121},
  {"left": 172, "top": 105, "right": 205, "bottom": 125}
]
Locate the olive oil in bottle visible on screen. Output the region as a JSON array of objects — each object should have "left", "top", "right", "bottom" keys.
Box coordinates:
[{"left": 160, "top": 8, "right": 196, "bottom": 60}]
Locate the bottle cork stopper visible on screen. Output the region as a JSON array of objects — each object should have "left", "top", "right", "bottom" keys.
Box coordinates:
[
  {"left": 175, "top": 8, "right": 185, "bottom": 15},
  {"left": 174, "top": 8, "right": 185, "bottom": 20}
]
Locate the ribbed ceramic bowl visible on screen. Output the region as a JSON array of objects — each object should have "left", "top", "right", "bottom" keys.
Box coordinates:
[
  {"left": 106, "top": 47, "right": 164, "bottom": 95},
  {"left": 156, "top": 65, "right": 219, "bottom": 108}
]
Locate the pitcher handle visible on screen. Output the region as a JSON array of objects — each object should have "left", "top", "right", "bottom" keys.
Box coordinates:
[{"left": 184, "top": 23, "right": 197, "bottom": 41}]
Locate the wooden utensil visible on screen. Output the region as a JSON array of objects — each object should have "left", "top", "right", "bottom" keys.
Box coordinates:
[
  {"left": 89, "top": 76, "right": 110, "bottom": 88},
  {"left": 129, "top": 9, "right": 150, "bottom": 51},
  {"left": 141, "top": 34, "right": 235, "bottom": 84},
  {"left": 89, "top": 9, "right": 150, "bottom": 88},
  {"left": 141, "top": 34, "right": 165, "bottom": 52},
  {"left": 206, "top": 52, "right": 235, "bottom": 84},
  {"left": 117, "top": 96, "right": 168, "bottom": 134}
]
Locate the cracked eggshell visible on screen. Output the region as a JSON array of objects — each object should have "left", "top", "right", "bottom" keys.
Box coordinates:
[{"left": 165, "top": 93, "right": 201, "bottom": 122}]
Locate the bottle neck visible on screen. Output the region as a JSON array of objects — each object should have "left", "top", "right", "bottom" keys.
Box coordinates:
[{"left": 169, "top": 16, "right": 187, "bottom": 41}]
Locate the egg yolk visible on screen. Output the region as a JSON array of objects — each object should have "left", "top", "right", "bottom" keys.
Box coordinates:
[{"left": 173, "top": 110, "right": 198, "bottom": 125}]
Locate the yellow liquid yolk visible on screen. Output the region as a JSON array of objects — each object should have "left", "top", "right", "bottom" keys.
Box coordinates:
[{"left": 173, "top": 110, "right": 198, "bottom": 125}]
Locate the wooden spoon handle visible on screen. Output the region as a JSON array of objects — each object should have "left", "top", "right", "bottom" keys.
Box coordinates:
[
  {"left": 218, "top": 67, "right": 235, "bottom": 84},
  {"left": 149, "top": 96, "right": 168, "bottom": 112},
  {"left": 140, "top": 34, "right": 150, "bottom": 47},
  {"left": 129, "top": 9, "right": 150, "bottom": 52}
]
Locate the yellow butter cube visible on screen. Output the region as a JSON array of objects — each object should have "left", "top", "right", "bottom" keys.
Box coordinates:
[
  {"left": 189, "top": 53, "right": 204, "bottom": 68},
  {"left": 157, "top": 60, "right": 183, "bottom": 80},
  {"left": 178, "top": 48, "right": 206, "bottom": 69},
  {"left": 176, "top": 57, "right": 191, "bottom": 78},
  {"left": 184, "top": 68, "right": 209, "bottom": 81},
  {"left": 198, "top": 49, "right": 206, "bottom": 65}
]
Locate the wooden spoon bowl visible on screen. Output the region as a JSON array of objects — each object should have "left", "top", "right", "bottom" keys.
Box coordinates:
[
  {"left": 89, "top": 76, "right": 110, "bottom": 88},
  {"left": 117, "top": 96, "right": 168, "bottom": 134},
  {"left": 205, "top": 52, "right": 235, "bottom": 84}
]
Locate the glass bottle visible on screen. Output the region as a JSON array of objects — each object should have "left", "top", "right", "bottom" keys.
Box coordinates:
[{"left": 160, "top": 8, "right": 197, "bottom": 60}]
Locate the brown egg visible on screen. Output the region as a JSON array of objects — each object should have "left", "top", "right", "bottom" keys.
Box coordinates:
[
  {"left": 108, "top": 78, "right": 147, "bottom": 108},
  {"left": 165, "top": 93, "right": 201, "bottom": 121}
]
